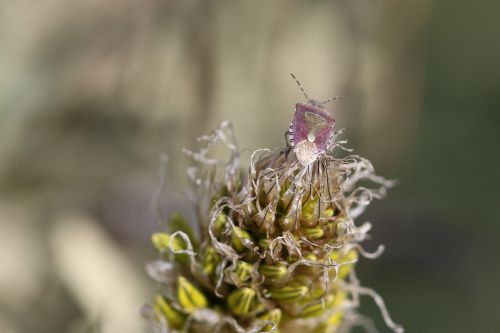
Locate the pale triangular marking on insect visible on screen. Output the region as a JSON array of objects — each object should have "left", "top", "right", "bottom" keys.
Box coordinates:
[{"left": 304, "top": 112, "right": 326, "bottom": 142}]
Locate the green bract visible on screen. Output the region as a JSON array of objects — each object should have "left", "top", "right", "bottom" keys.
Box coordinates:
[{"left": 144, "top": 122, "right": 403, "bottom": 333}]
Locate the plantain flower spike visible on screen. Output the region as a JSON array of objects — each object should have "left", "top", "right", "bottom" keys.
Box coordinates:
[{"left": 144, "top": 77, "right": 404, "bottom": 333}]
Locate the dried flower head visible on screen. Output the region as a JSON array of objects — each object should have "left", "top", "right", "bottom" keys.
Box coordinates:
[{"left": 143, "top": 79, "right": 403, "bottom": 333}]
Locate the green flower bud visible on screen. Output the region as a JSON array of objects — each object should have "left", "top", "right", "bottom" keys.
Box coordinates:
[
  {"left": 152, "top": 232, "right": 180, "bottom": 252},
  {"left": 151, "top": 232, "right": 188, "bottom": 263},
  {"left": 278, "top": 216, "right": 296, "bottom": 231},
  {"left": 235, "top": 261, "right": 253, "bottom": 282},
  {"left": 300, "top": 295, "right": 335, "bottom": 318},
  {"left": 302, "top": 199, "right": 318, "bottom": 220},
  {"left": 326, "top": 311, "right": 343, "bottom": 329},
  {"left": 330, "top": 250, "right": 358, "bottom": 280},
  {"left": 304, "top": 253, "right": 318, "bottom": 262},
  {"left": 259, "top": 263, "right": 287, "bottom": 280},
  {"left": 231, "top": 227, "right": 254, "bottom": 252},
  {"left": 258, "top": 238, "right": 271, "bottom": 250},
  {"left": 258, "top": 308, "right": 282, "bottom": 332},
  {"left": 268, "top": 283, "right": 308, "bottom": 303},
  {"left": 214, "top": 213, "right": 227, "bottom": 234},
  {"left": 252, "top": 206, "right": 276, "bottom": 231},
  {"left": 169, "top": 212, "right": 199, "bottom": 251},
  {"left": 303, "top": 226, "right": 324, "bottom": 240},
  {"left": 202, "top": 246, "right": 220, "bottom": 276},
  {"left": 308, "top": 286, "right": 326, "bottom": 300},
  {"left": 227, "top": 287, "right": 256, "bottom": 316},
  {"left": 177, "top": 276, "right": 208, "bottom": 312},
  {"left": 300, "top": 199, "right": 322, "bottom": 228},
  {"left": 154, "top": 294, "right": 185, "bottom": 329},
  {"left": 324, "top": 206, "right": 335, "bottom": 218}
]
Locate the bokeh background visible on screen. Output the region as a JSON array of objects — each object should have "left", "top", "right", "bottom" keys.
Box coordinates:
[{"left": 1, "top": 1, "right": 499, "bottom": 332}]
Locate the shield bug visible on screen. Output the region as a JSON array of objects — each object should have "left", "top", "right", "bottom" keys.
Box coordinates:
[{"left": 287, "top": 73, "right": 340, "bottom": 166}]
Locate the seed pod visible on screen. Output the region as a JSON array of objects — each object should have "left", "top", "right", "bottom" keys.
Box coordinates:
[
  {"left": 227, "top": 287, "right": 256, "bottom": 316},
  {"left": 231, "top": 227, "right": 254, "bottom": 252},
  {"left": 177, "top": 276, "right": 208, "bottom": 312},
  {"left": 154, "top": 294, "right": 185, "bottom": 329},
  {"left": 258, "top": 308, "right": 282, "bottom": 332},
  {"left": 259, "top": 263, "right": 287, "bottom": 280},
  {"left": 268, "top": 283, "right": 308, "bottom": 303}
]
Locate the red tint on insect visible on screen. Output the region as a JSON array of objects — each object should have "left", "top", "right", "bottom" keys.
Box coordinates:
[{"left": 287, "top": 73, "right": 340, "bottom": 166}]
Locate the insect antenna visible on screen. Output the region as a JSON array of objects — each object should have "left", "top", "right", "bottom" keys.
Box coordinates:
[
  {"left": 320, "top": 96, "right": 342, "bottom": 105},
  {"left": 290, "top": 73, "right": 310, "bottom": 101}
]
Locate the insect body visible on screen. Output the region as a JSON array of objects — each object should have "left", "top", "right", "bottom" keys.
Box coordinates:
[{"left": 288, "top": 74, "right": 340, "bottom": 166}]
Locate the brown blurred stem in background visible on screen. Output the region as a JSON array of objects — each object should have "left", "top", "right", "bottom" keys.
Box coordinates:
[
  {"left": 184, "top": 0, "right": 216, "bottom": 142},
  {"left": 357, "top": 0, "right": 432, "bottom": 174}
]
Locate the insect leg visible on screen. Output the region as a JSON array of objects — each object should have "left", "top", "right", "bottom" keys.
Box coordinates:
[{"left": 285, "top": 122, "right": 295, "bottom": 149}]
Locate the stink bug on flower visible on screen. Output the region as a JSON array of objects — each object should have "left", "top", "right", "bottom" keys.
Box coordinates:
[{"left": 287, "top": 73, "right": 341, "bottom": 166}]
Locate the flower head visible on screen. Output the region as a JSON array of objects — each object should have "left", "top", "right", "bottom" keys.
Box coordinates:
[{"left": 144, "top": 115, "right": 403, "bottom": 333}]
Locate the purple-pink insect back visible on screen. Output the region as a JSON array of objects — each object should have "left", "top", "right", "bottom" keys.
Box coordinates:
[{"left": 288, "top": 73, "right": 340, "bottom": 166}]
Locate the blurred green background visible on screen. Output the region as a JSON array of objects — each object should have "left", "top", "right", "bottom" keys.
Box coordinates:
[{"left": 0, "top": 1, "right": 499, "bottom": 332}]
